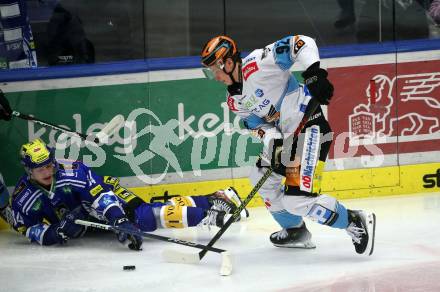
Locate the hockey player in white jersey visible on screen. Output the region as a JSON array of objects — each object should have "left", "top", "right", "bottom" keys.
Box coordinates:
[{"left": 201, "top": 35, "right": 376, "bottom": 255}]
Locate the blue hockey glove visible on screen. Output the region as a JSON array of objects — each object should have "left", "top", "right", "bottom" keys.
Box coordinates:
[
  {"left": 27, "top": 207, "right": 87, "bottom": 245},
  {"left": 60, "top": 206, "right": 88, "bottom": 238},
  {"left": 302, "top": 62, "right": 334, "bottom": 105},
  {"left": 55, "top": 207, "right": 88, "bottom": 241},
  {"left": 45, "top": 219, "right": 80, "bottom": 245},
  {"left": 113, "top": 218, "right": 143, "bottom": 251}
]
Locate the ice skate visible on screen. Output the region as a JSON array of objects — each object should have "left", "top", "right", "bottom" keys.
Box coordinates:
[
  {"left": 346, "top": 210, "right": 376, "bottom": 255},
  {"left": 198, "top": 209, "right": 230, "bottom": 228},
  {"left": 209, "top": 187, "right": 249, "bottom": 221},
  {"left": 270, "top": 222, "right": 316, "bottom": 249}
]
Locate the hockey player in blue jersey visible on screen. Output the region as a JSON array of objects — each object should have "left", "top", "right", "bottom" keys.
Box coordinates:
[
  {"left": 10, "top": 138, "right": 248, "bottom": 250},
  {"left": 201, "top": 35, "right": 376, "bottom": 255}
]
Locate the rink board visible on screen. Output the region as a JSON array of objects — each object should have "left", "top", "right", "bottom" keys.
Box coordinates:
[
  {"left": 2, "top": 161, "right": 439, "bottom": 230},
  {"left": 1, "top": 47, "right": 439, "bottom": 230},
  {"left": 0, "top": 51, "right": 439, "bottom": 189},
  {"left": 129, "top": 161, "right": 440, "bottom": 205}
]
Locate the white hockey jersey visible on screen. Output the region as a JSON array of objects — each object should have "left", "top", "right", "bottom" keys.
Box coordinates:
[{"left": 227, "top": 35, "right": 321, "bottom": 144}]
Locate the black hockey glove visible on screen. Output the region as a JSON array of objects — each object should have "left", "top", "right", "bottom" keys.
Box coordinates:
[
  {"left": 0, "top": 89, "right": 12, "bottom": 121},
  {"left": 113, "top": 218, "right": 143, "bottom": 251},
  {"left": 256, "top": 139, "right": 285, "bottom": 173},
  {"left": 302, "top": 62, "right": 334, "bottom": 105}
]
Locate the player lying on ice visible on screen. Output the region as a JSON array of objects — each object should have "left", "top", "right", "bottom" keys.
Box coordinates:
[
  {"left": 9, "top": 138, "right": 249, "bottom": 250},
  {"left": 201, "top": 35, "right": 376, "bottom": 255}
]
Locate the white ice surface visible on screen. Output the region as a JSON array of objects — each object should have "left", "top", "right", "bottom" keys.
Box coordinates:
[{"left": 1, "top": 192, "right": 440, "bottom": 292}]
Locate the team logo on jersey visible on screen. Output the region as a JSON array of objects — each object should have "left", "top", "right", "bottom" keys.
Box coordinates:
[
  {"left": 227, "top": 95, "right": 238, "bottom": 111},
  {"left": 242, "top": 61, "right": 259, "bottom": 81},
  {"left": 62, "top": 186, "right": 72, "bottom": 194},
  {"left": 31, "top": 199, "right": 42, "bottom": 212},
  {"left": 252, "top": 98, "right": 270, "bottom": 113},
  {"left": 300, "top": 126, "right": 320, "bottom": 193},
  {"left": 255, "top": 89, "right": 264, "bottom": 97}
]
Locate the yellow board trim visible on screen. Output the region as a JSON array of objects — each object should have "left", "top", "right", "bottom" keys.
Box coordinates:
[
  {"left": 129, "top": 162, "right": 440, "bottom": 205},
  {"left": 0, "top": 219, "right": 9, "bottom": 230}
]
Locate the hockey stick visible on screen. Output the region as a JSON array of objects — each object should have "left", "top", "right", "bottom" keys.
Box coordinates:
[
  {"left": 74, "top": 219, "right": 227, "bottom": 253},
  {"left": 11, "top": 111, "right": 124, "bottom": 144},
  {"left": 163, "top": 99, "right": 321, "bottom": 275},
  {"left": 75, "top": 219, "right": 232, "bottom": 274},
  {"left": 163, "top": 167, "right": 273, "bottom": 276}
]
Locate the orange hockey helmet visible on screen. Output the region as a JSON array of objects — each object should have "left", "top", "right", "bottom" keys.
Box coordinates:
[{"left": 201, "top": 35, "right": 238, "bottom": 67}]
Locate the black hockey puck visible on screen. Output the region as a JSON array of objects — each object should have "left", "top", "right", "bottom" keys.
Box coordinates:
[{"left": 123, "top": 265, "right": 136, "bottom": 271}]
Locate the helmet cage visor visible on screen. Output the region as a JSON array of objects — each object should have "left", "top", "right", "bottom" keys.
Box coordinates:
[{"left": 203, "top": 58, "right": 228, "bottom": 80}]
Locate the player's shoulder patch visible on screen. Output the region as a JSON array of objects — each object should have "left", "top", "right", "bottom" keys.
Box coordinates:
[
  {"left": 12, "top": 181, "right": 26, "bottom": 197},
  {"left": 242, "top": 54, "right": 256, "bottom": 66},
  {"left": 90, "top": 184, "right": 104, "bottom": 197},
  {"left": 11, "top": 180, "right": 37, "bottom": 209},
  {"left": 103, "top": 176, "right": 120, "bottom": 188},
  {"left": 242, "top": 61, "right": 259, "bottom": 81}
]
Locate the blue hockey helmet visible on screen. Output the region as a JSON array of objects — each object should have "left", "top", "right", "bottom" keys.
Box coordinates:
[{"left": 20, "top": 138, "right": 56, "bottom": 171}]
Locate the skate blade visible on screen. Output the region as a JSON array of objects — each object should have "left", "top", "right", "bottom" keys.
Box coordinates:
[
  {"left": 366, "top": 213, "right": 376, "bottom": 256},
  {"left": 274, "top": 241, "right": 316, "bottom": 249}
]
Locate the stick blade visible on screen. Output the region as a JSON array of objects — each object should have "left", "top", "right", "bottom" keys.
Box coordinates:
[
  {"left": 220, "top": 251, "right": 233, "bottom": 276},
  {"left": 162, "top": 249, "right": 201, "bottom": 264},
  {"left": 95, "top": 114, "right": 125, "bottom": 143}
]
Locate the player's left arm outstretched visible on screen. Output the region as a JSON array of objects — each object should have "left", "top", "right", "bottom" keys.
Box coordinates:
[{"left": 72, "top": 161, "right": 143, "bottom": 250}]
